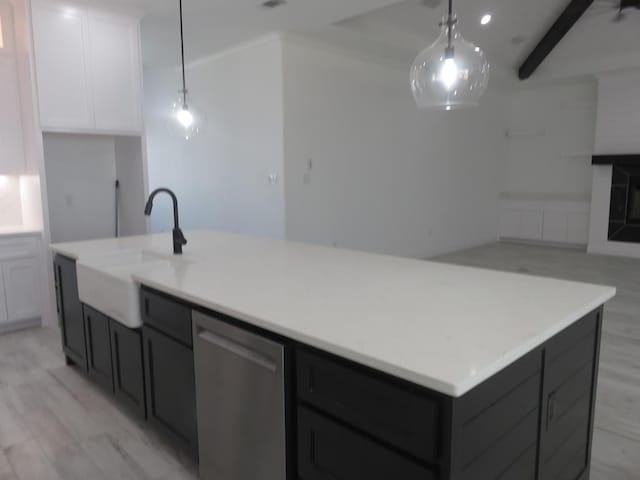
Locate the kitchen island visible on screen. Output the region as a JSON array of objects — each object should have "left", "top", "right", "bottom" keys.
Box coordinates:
[{"left": 51, "top": 231, "right": 616, "bottom": 480}]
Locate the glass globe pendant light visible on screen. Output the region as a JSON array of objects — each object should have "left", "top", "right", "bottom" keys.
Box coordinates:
[
  {"left": 167, "top": 0, "right": 206, "bottom": 140},
  {"left": 410, "top": 0, "right": 490, "bottom": 110}
]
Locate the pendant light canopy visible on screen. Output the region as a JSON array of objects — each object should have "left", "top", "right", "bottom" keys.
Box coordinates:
[
  {"left": 410, "top": 0, "right": 490, "bottom": 111},
  {"left": 167, "top": 0, "right": 206, "bottom": 140}
]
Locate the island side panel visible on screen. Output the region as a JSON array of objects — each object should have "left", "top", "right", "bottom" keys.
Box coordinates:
[
  {"left": 447, "top": 307, "right": 604, "bottom": 480},
  {"left": 447, "top": 348, "right": 544, "bottom": 480},
  {"left": 53, "top": 254, "right": 88, "bottom": 370},
  {"left": 537, "top": 307, "right": 602, "bottom": 480}
]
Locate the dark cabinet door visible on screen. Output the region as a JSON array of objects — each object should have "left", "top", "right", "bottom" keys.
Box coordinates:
[
  {"left": 538, "top": 309, "right": 602, "bottom": 480},
  {"left": 110, "top": 319, "right": 146, "bottom": 419},
  {"left": 143, "top": 325, "right": 198, "bottom": 456},
  {"left": 83, "top": 306, "right": 114, "bottom": 392},
  {"left": 54, "top": 255, "right": 87, "bottom": 370},
  {"left": 298, "top": 406, "right": 435, "bottom": 480}
]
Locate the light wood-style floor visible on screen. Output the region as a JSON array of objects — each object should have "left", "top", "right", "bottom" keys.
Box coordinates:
[
  {"left": 437, "top": 242, "right": 640, "bottom": 480},
  {"left": 0, "top": 242, "right": 638, "bottom": 479},
  {"left": 0, "top": 328, "right": 199, "bottom": 480}
]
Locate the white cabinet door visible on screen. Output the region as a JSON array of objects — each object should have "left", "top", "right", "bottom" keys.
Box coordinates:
[
  {"left": 31, "top": 0, "right": 94, "bottom": 130},
  {"left": 88, "top": 11, "right": 142, "bottom": 133},
  {"left": 543, "top": 211, "right": 568, "bottom": 243},
  {"left": 567, "top": 212, "right": 590, "bottom": 245},
  {"left": 0, "top": 55, "right": 25, "bottom": 174},
  {"left": 2, "top": 257, "right": 41, "bottom": 322},
  {"left": 0, "top": 2, "right": 25, "bottom": 174},
  {"left": 520, "top": 211, "right": 544, "bottom": 240}
]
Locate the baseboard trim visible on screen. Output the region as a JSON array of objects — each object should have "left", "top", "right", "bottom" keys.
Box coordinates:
[
  {"left": 499, "top": 238, "right": 587, "bottom": 250},
  {"left": 0, "top": 317, "right": 42, "bottom": 335}
]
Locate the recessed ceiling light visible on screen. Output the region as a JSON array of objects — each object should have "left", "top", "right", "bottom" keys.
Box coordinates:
[{"left": 480, "top": 14, "right": 492, "bottom": 25}]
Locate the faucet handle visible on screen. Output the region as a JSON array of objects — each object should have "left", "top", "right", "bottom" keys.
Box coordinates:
[
  {"left": 175, "top": 227, "right": 188, "bottom": 245},
  {"left": 172, "top": 228, "right": 188, "bottom": 254}
]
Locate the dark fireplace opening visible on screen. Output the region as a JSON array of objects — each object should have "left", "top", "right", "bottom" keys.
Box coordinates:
[
  {"left": 628, "top": 178, "right": 640, "bottom": 224},
  {"left": 608, "top": 165, "right": 640, "bottom": 243}
]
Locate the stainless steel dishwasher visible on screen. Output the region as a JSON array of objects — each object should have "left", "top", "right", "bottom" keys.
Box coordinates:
[{"left": 192, "top": 311, "right": 287, "bottom": 480}]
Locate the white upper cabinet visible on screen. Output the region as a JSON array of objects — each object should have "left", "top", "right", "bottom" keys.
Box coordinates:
[
  {"left": 31, "top": 0, "right": 143, "bottom": 134},
  {"left": 0, "top": 2, "right": 26, "bottom": 174},
  {"left": 31, "top": 1, "right": 94, "bottom": 130},
  {"left": 88, "top": 11, "right": 142, "bottom": 132},
  {"left": 0, "top": 56, "right": 26, "bottom": 174}
]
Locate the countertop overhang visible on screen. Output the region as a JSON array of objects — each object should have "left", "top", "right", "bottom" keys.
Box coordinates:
[{"left": 51, "top": 231, "right": 616, "bottom": 397}]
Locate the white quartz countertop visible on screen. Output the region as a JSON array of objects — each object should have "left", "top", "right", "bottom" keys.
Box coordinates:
[{"left": 51, "top": 231, "right": 616, "bottom": 397}]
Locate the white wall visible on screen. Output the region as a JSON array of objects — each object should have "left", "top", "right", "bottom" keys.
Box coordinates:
[
  {"left": 588, "top": 69, "right": 640, "bottom": 258},
  {"left": 282, "top": 38, "right": 506, "bottom": 258},
  {"left": 594, "top": 70, "right": 640, "bottom": 156},
  {"left": 143, "top": 36, "right": 285, "bottom": 239},
  {"left": 0, "top": 176, "right": 23, "bottom": 227},
  {"left": 114, "top": 136, "right": 147, "bottom": 236},
  {"left": 504, "top": 81, "right": 597, "bottom": 199},
  {"left": 43, "top": 133, "right": 117, "bottom": 242}
]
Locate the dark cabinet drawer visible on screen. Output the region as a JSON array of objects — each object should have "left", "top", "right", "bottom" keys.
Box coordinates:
[
  {"left": 297, "top": 349, "right": 441, "bottom": 464},
  {"left": 110, "top": 320, "right": 146, "bottom": 419},
  {"left": 141, "top": 288, "right": 192, "bottom": 346},
  {"left": 83, "top": 306, "right": 114, "bottom": 392},
  {"left": 298, "top": 406, "right": 435, "bottom": 480}
]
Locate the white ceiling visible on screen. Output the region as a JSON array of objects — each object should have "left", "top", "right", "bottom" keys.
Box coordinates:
[
  {"left": 104, "top": 0, "right": 640, "bottom": 82},
  {"left": 101, "top": 0, "right": 405, "bottom": 65},
  {"left": 320, "top": 0, "right": 640, "bottom": 84}
]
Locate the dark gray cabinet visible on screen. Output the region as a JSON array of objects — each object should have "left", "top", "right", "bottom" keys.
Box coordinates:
[
  {"left": 296, "top": 308, "right": 603, "bottom": 480},
  {"left": 298, "top": 406, "right": 436, "bottom": 480},
  {"left": 110, "top": 319, "right": 146, "bottom": 418},
  {"left": 141, "top": 287, "right": 197, "bottom": 456},
  {"left": 53, "top": 255, "right": 87, "bottom": 370},
  {"left": 83, "top": 306, "right": 114, "bottom": 392},
  {"left": 143, "top": 325, "right": 198, "bottom": 456},
  {"left": 537, "top": 309, "right": 601, "bottom": 480}
]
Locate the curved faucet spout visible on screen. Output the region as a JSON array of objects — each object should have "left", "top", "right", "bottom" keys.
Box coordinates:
[{"left": 144, "top": 188, "right": 187, "bottom": 254}]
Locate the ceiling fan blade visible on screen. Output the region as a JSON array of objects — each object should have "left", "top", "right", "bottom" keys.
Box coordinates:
[{"left": 620, "top": 0, "right": 639, "bottom": 8}]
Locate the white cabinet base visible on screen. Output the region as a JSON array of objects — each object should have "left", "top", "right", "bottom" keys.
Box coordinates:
[
  {"left": 0, "top": 317, "right": 41, "bottom": 334},
  {"left": 2, "top": 257, "right": 41, "bottom": 322},
  {"left": 0, "top": 233, "right": 42, "bottom": 334}
]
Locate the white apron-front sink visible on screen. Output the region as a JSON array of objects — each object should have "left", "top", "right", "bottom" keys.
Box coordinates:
[{"left": 77, "top": 250, "right": 174, "bottom": 328}]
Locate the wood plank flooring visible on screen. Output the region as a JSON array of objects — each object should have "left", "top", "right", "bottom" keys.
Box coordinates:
[
  {"left": 0, "top": 328, "right": 198, "bottom": 480},
  {"left": 437, "top": 242, "right": 640, "bottom": 480},
  {"left": 0, "top": 241, "right": 638, "bottom": 479}
]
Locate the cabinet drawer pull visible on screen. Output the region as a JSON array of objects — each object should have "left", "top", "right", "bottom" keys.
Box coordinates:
[{"left": 197, "top": 328, "right": 277, "bottom": 372}]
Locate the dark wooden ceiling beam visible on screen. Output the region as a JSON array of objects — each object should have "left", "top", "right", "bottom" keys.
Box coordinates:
[{"left": 518, "top": 0, "right": 594, "bottom": 80}]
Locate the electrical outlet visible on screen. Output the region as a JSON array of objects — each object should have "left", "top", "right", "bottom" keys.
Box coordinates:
[{"left": 268, "top": 173, "right": 279, "bottom": 184}]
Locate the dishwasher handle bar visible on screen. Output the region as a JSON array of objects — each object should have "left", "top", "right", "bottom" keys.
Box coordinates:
[{"left": 196, "top": 327, "right": 278, "bottom": 372}]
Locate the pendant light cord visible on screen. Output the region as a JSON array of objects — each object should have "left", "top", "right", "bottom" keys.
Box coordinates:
[
  {"left": 179, "top": 0, "right": 188, "bottom": 107},
  {"left": 447, "top": 0, "right": 453, "bottom": 49}
]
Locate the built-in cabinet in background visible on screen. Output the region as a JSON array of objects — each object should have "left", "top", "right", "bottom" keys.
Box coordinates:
[
  {"left": 0, "top": 234, "right": 42, "bottom": 333},
  {"left": 499, "top": 195, "right": 591, "bottom": 246},
  {"left": 0, "top": 1, "right": 26, "bottom": 174},
  {"left": 31, "top": 0, "right": 143, "bottom": 134}
]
